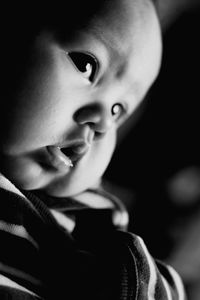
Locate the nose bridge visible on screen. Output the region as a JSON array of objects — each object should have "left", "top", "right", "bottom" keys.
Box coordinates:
[
  {"left": 74, "top": 81, "right": 124, "bottom": 133},
  {"left": 74, "top": 102, "right": 113, "bottom": 133},
  {"left": 74, "top": 84, "right": 122, "bottom": 133}
]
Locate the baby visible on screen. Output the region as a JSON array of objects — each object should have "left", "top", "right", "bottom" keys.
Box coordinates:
[{"left": 0, "top": 0, "right": 186, "bottom": 299}]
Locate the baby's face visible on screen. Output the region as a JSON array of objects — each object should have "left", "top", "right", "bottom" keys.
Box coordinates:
[{"left": 0, "top": 0, "right": 162, "bottom": 197}]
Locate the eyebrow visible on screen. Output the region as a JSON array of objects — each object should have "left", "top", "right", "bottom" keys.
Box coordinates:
[{"left": 88, "top": 25, "right": 127, "bottom": 64}]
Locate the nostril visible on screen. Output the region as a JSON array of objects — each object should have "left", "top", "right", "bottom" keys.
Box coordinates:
[
  {"left": 74, "top": 106, "right": 101, "bottom": 125},
  {"left": 74, "top": 104, "right": 113, "bottom": 134},
  {"left": 94, "top": 131, "right": 106, "bottom": 140}
]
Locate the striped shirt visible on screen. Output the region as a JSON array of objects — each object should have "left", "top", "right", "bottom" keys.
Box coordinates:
[{"left": 0, "top": 174, "right": 186, "bottom": 299}]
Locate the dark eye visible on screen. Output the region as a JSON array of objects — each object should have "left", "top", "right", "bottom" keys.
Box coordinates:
[
  {"left": 111, "top": 103, "right": 124, "bottom": 120},
  {"left": 67, "top": 51, "right": 98, "bottom": 82}
]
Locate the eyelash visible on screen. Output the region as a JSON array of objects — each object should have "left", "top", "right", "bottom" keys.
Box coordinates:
[{"left": 66, "top": 51, "right": 99, "bottom": 83}]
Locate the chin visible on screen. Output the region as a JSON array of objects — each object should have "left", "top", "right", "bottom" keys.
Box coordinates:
[
  {"left": 14, "top": 175, "right": 49, "bottom": 193},
  {"left": 43, "top": 170, "right": 103, "bottom": 198},
  {"left": 44, "top": 183, "right": 86, "bottom": 198}
]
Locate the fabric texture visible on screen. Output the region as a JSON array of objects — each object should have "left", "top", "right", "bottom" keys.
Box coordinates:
[{"left": 0, "top": 173, "right": 186, "bottom": 299}]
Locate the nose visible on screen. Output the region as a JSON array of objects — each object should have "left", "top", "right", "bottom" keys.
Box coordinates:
[{"left": 74, "top": 104, "right": 113, "bottom": 135}]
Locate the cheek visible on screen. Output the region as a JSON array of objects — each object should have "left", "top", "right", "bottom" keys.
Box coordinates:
[{"left": 2, "top": 67, "right": 73, "bottom": 153}]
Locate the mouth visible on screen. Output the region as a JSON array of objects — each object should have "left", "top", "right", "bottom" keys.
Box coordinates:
[
  {"left": 46, "top": 141, "right": 90, "bottom": 171},
  {"left": 60, "top": 142, "right": 89, "bottom": 163}
]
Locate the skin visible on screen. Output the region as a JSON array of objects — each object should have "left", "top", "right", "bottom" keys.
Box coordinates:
[{"left": 0, "top": 0, "right": 162, "bottom": 197}]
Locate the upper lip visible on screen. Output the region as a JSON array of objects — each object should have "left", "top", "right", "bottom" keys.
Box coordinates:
[{"left": 57, "top": 139, "right": 89, "bottom": 149}]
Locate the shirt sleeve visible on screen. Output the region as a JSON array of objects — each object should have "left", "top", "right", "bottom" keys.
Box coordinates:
[
  {"left": 115, "top": 230, "right": 187, "bottom": 300},
  {"left": 0, "top": 274, "right": 42, "bottom": 300}
]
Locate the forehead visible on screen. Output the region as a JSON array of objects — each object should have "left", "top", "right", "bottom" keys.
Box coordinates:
[
  {"left": 84, "top": 0, "right": 161, "bottom": 105},
  {"left": 86, "top": 0, "right": 161, "bottom": 79},
  {"left": 83, "top": 0, "right": 160, "bottom": 59}
]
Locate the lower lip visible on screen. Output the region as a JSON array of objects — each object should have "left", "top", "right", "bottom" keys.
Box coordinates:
[{"left": 45, "top": 146, "right": 73, "bottom": 172}]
